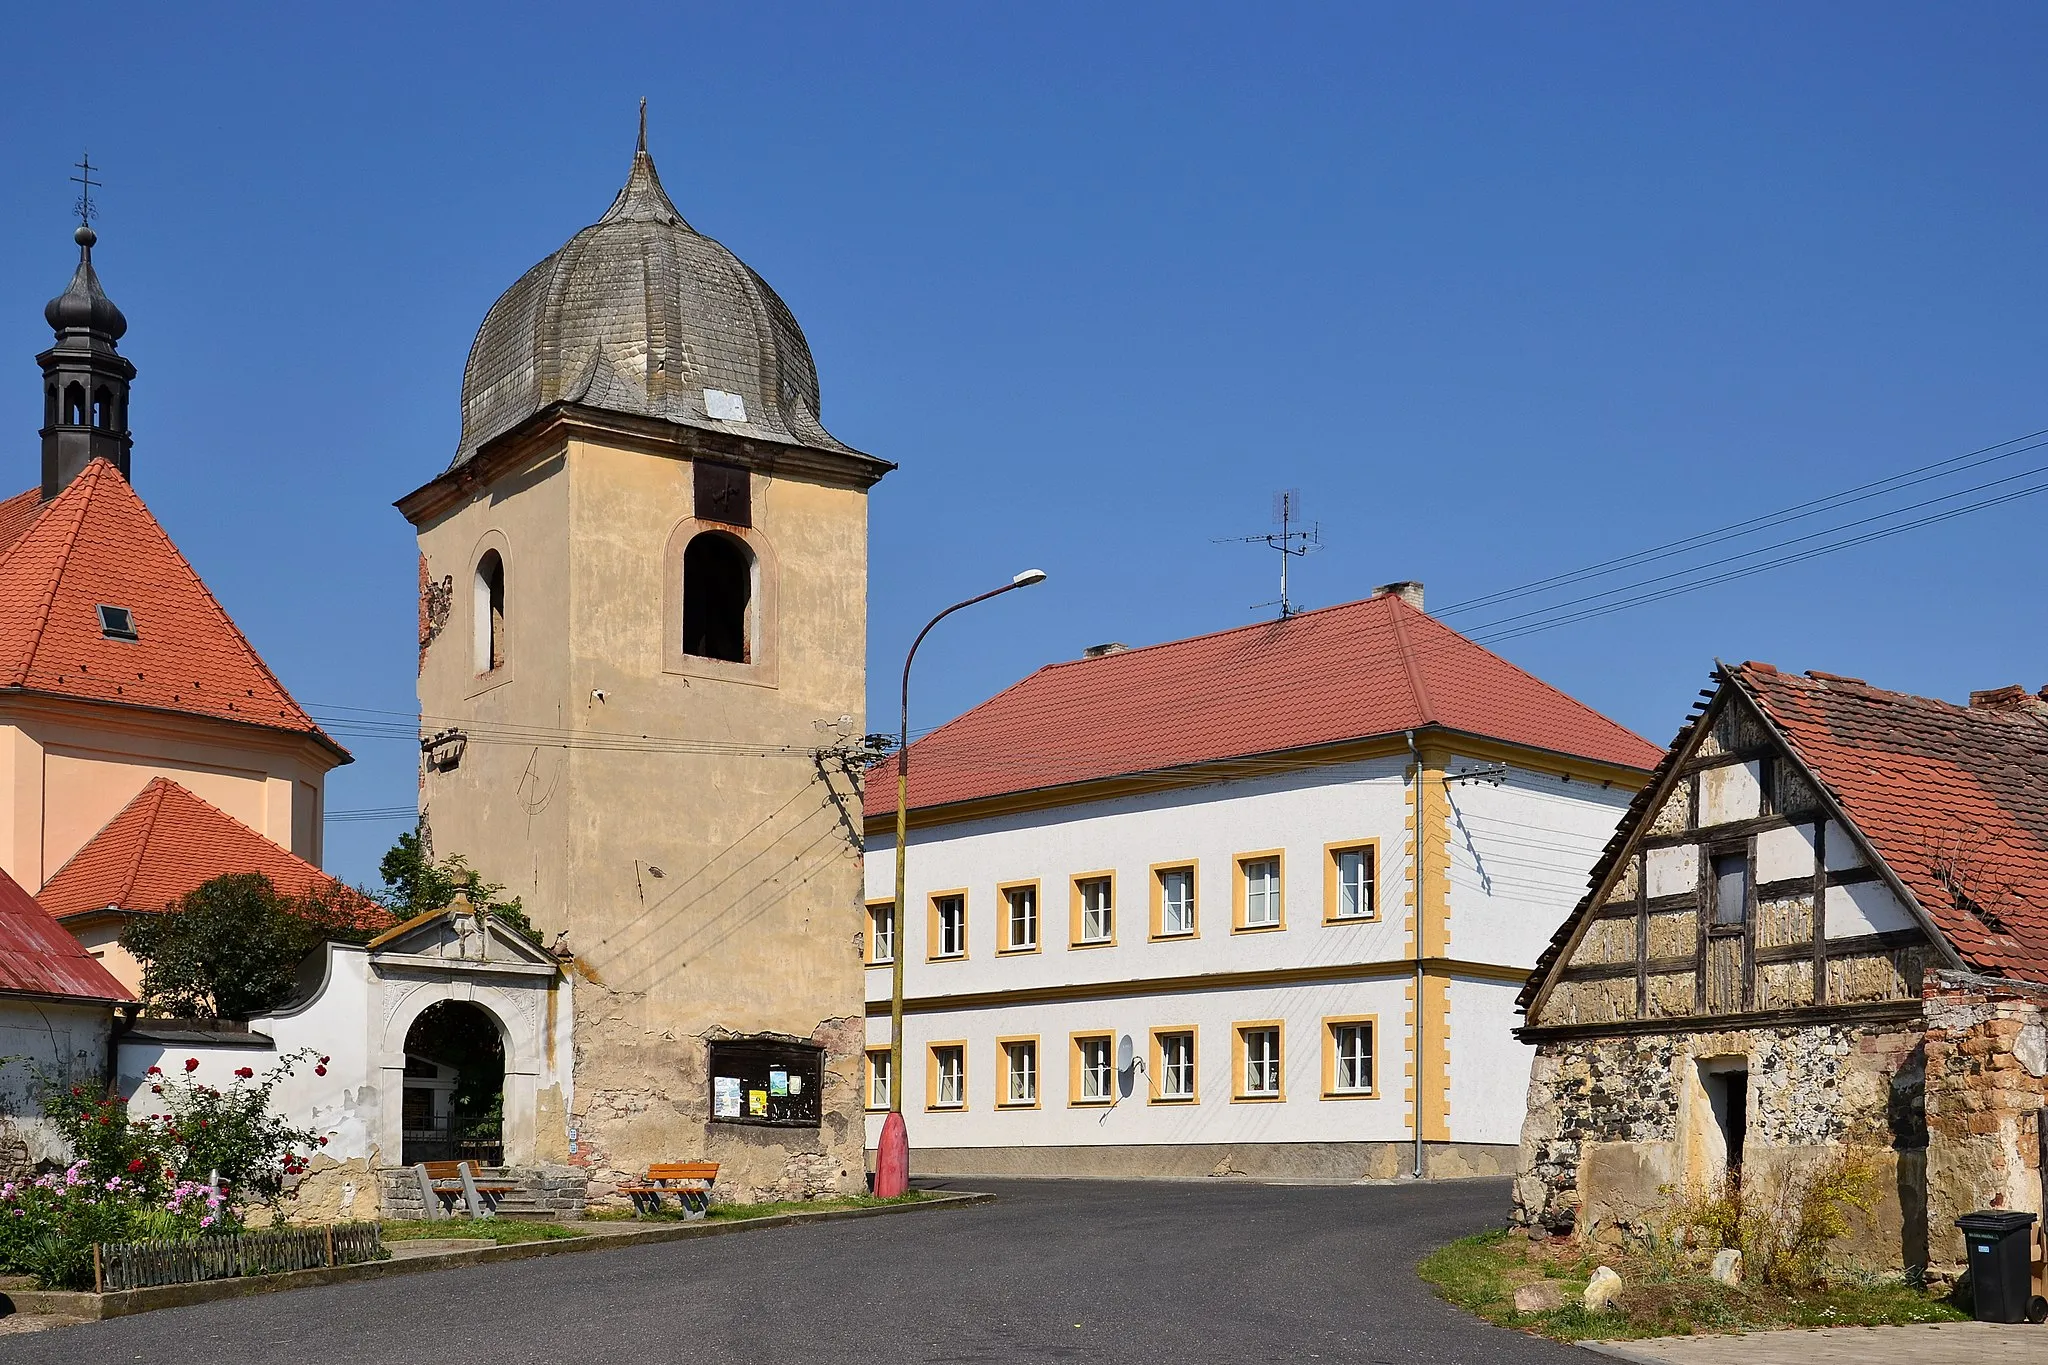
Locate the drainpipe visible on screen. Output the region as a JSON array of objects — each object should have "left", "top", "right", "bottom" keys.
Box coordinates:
[{"left": 1407, "top": 729, "right": 1425, "bottom": 1181}]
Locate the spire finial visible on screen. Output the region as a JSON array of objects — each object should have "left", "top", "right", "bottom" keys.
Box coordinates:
[
  {"left": 637, "top": 98, "right": 647, "bottom": 154},
  {"left": 70, "top": 151, "right": 100, "bottom": 248}
]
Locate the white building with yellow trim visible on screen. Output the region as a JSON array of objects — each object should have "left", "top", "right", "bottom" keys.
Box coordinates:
[{"left": 863, "top": 586, "right": 1660, "bottom": 1179}]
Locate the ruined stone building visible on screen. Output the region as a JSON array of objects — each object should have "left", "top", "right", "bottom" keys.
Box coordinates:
[
  {"left": 1515, "top": 662, "right": 2048, "bottom": 1273},
  {"left": 398, "top": 119, "right": 892, "bottom": 1202}
]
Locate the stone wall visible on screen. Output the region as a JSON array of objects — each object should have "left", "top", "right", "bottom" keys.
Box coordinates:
[
  {"left": 1922, "top": 971, "right": 2048, "bottom": 1271},
  {"left": 1512, "top": 1018, "right": 1925, "bottom": 1262}
]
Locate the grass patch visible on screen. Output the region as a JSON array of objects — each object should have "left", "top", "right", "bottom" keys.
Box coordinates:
[
  {"left": 1417, "top": 1229, "right": 1967, "bottom": 1342},
  {"left": 382, "top": 1191, "right": 935, "bottom": 1245},
  {"left": 380, "top": 1218, "right": 583, "bottom": 1245}
]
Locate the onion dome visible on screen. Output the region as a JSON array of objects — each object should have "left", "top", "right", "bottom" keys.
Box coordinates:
[
  {"left": 453, "top": 120, "right": 854, "bottom": 466},
  {"left": 44, "top": 227, "right": 127, "bottom": 340}
]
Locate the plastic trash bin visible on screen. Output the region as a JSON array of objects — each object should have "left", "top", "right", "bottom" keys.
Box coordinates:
[{"left": 1955, "top": 1210, "right": 2038, "bottom": 1324}]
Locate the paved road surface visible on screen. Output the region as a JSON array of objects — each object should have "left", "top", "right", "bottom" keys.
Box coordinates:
[
  {"left": 1583, "top": 1321, "right": 2044, "bottom": 1365},
  {"left": 4, "top": 1177, "right": 1591, "bottom": 1364}
]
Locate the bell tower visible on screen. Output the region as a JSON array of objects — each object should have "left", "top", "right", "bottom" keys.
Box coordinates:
[{"left": 38, "top": 213, "right": 135, "bottom": 500}]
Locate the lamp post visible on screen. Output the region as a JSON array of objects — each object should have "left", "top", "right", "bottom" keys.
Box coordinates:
[{"left": 874, "top": 567, "right": 1047, "bottom": 1198}]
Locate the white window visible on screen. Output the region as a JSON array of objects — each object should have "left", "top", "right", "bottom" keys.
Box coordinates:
[
  {"left": 1334, "top": 847, "right": 1374, "bottom": 920},
  {"left": 1331, "top": 1023, "right": 1373, "bottom": 1094},
  {"left": 931, "top": 1046, "right": 964, "bottom": 1108},
  {"left": 1158, "top": 868, "right": 1194, "bottom": 936},
  {"left": 1157, "top": 1032, "right": 1195, "bottom": 1100},
  {"left": 1078, "top": 877, "right": 1113, "bottom": 943},
  {"left": 1240, "top": 1026, "right": 1281, "bottom": 1097},
  {"left": 1004, "top": 885, "right": 1038, "bottom": 951},
  {"left": 1003, "top": 1040, "right": 1037, "bottom": 1105},
  {"left": 869, "top": 904, "right": 895, "bottom": 964},
  {"left": 1075, "top": 1036, "right": 1113, "bottom": 1102},
  {"left": 1242, "top": 857, "right": 1281, "bottom": 927},
  {"left": 933, "top": 895, "right": 966, "bottom": 958},
  {"left": 867, "top": 1051, "right": 891, "bottom": 1109}
]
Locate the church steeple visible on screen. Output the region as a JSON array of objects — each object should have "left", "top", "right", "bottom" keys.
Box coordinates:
[{"left": 38, "top": 220, "right": 135, "bottom": 500}]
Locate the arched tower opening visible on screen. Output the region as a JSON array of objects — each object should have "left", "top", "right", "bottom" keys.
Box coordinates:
[
  {"left": 401, "top": 1000, "right": 507, "bottom": 1166},
  {"left": 682, "top": 531, "right": 752, "bottom": 662},
  {"left": 474, "top": 549, "right": 506, "bottom": 674}
]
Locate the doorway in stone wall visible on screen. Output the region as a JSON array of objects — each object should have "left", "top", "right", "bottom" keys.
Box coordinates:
[
  {"left": 401, "top": 1001, "right": 506, "bottom": 1166},
  {"left": 1701, "top": 1059, "right": 1749, "bottom": 1191}
]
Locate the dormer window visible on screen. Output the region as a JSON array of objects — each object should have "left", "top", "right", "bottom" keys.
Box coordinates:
[{"left": 97, "top": 605, "right": 138, "bottom": 641}]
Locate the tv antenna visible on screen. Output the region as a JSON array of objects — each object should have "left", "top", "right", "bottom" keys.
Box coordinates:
[{"left": 1216, "top": 489, "right": 1322, "bottom": 618}]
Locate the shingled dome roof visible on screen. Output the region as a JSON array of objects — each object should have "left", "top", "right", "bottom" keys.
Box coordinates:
[{"left": 452, "top": 124, "right": 856, "bottom": 465}]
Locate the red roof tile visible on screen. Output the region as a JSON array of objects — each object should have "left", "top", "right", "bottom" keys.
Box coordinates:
[
  {"left": 1730, "top": 664, "right": 2048, "bottom": 983},
  {"left": 39, "top": 777, "right": 388, "bottom": 928},
  {"left": 0, "top": 462, "right": 344, "bottom": 758},
  {"left": 0, "top": 488, "right": 42, "bottom": 559},
  {"left": 0, "top": 861, "right": 129, "bottom": 1003},
  {"left": 871, "top": 591, "right": 1661, "bottom": 818}
]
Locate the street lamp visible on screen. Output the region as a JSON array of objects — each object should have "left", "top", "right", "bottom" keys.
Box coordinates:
[{"left": 874, "top": 567, "right": 1047, "bottom": 1198}]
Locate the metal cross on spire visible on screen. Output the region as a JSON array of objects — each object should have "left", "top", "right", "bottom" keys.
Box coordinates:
[{"left": 70, "top": 151, "right": 101, "bottom": 228}]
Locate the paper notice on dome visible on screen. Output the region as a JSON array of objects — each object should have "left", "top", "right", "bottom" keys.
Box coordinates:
[{"left": 704, "top": 389, "right": 747, "bottom": 422}]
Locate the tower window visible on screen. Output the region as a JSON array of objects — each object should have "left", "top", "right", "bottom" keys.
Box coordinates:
[
  {"left": 682, "top": 531, "right": 752, "bottom": 663},
  {"left": 474, "top": 549, "right": 506, "bottom": 674},
  {"left": 92, "top": 387, "right": 112, "bottom": 429},
  {"left": 64, "top": 383, "right": 86, "bottom": 426},
  {"left": 97, "top": 605, "right": 138, "bottom": 641},
  {"left": 44, "top": 386, "right": 57, "bottom": 427}
]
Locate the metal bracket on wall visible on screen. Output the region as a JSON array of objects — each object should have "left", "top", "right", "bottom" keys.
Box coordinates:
[{"left": 1443, "top": 763, "right": 1509, "bottom": 787}]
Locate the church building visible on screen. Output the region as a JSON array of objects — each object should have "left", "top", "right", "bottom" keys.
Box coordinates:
[
  {"left": 2, "top": 222, "right": 361, "bottom": 989},
  {"left": 398, "top": 116, "right": 892, "bottom": 1202}
]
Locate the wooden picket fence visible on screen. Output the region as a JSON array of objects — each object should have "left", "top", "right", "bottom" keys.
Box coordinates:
[{"left": 94, "top": 1222, "right": 384, "bottom": 1292}]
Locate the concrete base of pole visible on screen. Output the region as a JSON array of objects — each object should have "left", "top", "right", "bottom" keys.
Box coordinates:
[{"left": 874, "top": 1111, "right": 910, "bottom": 1198}]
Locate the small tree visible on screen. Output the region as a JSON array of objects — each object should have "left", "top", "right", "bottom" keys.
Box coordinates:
[
  {"left": 121, "top": 873, "right": 376, "bottom": 1020},
  {"left": 376, "top": 825, "right": 544, "bottom": 945}
]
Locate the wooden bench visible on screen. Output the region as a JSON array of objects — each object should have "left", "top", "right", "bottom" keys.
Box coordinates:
[
  {"left": 412, "top": 1160, "right": 519, "bottom": 1220},
  {"left": 618, "top": 1161, "right": 719, "bottom": 1218}
]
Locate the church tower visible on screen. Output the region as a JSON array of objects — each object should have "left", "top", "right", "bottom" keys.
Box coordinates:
[
  {"left": 38, "top": 224, "right": 135, "bottom": 499},
  {"left": 398, "top": 114, "right": 891, "bottom": 1201}
]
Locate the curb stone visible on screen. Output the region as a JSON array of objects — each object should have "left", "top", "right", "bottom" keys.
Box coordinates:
[{"left": 0, "top": 1191, "right": 994, "bottom": 1322}]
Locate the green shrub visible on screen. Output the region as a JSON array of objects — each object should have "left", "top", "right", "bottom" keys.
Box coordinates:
[{"left": 1662, "top": 1148, "right": 1881, "bottom": 1287}]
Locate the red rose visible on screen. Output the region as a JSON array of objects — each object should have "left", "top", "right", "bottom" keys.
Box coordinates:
[
  {"left": 183, "top": 1058, "right": 199, "bottom": 1073},
  {"left": 234, "top": 1067, "right": 253, "bottom": 1079},
  {"left": 317, "top": 1136, "right": 328, "bottom": 1146},
  {"left": 145, "top": 1066, "right": 161, "bottom": 1076},
  {"left": 314, "top": 1065, "right": 327, "bottom": 1077},
  {"left": 151, "top": 1085, "right": 161, "bottom": 1094},
  {"left": 127, "top": 1159, "right": 145, "bottom": 1173},
  {"left": 318, "top": 1056, "right": 330, "bottom": 1065}
]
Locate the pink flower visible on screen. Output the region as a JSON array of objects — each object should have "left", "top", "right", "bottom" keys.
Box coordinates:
[
  {"left": 183, "top": 1057, "right": 199, "bottom": 1073},
  {"left": 200, "top": 1214, "right": 214, "bottom": 1228}
]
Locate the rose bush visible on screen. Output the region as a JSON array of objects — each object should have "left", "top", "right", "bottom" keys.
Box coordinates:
[{"left": 0, "top": 1053, "right": 325, "bottom": 1287}]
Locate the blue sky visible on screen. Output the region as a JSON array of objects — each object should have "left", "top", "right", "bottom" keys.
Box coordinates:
[{"left": 4, "top": 4, "right": 2047, "bottom": 887}]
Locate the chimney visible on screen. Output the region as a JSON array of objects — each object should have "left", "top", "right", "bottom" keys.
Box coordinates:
[
  {"left": 1373, "top": 581, "right": 1425, "bottom": 612},
  {"left": 1083, "top": 642, "right": 1127, "bottom": 659}
]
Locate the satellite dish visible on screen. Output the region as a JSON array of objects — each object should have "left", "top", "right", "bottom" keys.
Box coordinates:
[{"left": 1117, "top": 1034, "right": 1135, "bottom": 1072}]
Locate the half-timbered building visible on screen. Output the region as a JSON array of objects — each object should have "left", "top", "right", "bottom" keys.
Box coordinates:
[{"left": 1513, "top": 661, "right": 2048, "bottom": 1273}]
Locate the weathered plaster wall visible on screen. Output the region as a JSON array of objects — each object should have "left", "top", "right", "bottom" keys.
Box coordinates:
[
  {"left": 416, "top": 433, "right": 870, "bottom": 1204},
  {"left": 1922, "top": 972, "right": 2048, "bottom": 1270},
  {"left": 0, "top": 1001, "right": 112, "bottom": 1174},
  {"left": 1513, "top": 1019, "right": 1926, "bottom": 1264}
]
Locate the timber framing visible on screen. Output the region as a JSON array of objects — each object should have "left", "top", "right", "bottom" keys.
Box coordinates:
[{"left": 1518, "top": 997, "right": 1923, "bottom": 1045}]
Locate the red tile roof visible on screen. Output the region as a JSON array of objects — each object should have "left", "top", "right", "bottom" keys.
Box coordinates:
[
  {"left": 0, "top": 488, "right": 43, "bottom": 559},
  {"left": 0, "top": 861, "right": 129, "bottom": 1003},
  {"left": 1730, "top": 663, "right": 2048, "bottom": 983},
  {"left": 39, "top": 777, "right": 387, "bottom": 928},
  {"left": 871, "top": 591, "right": 1661, "bottom": 818},
  {"left": 0, "top": 461, "right": 345, "bottom": 759}
]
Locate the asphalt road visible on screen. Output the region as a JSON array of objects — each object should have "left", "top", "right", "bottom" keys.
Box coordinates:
[{"left": 6, "top": 1177, "right": 1596, "bottom": 1364}]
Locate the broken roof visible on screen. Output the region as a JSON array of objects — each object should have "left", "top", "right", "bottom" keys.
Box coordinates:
[{"left": 869, "top": 590, "right": 1661, "bottom": 820}]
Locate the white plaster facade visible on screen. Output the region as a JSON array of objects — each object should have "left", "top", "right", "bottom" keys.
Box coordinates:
[
  {"left": 865, "top": 745, "right": 1638, "bottom": 1175},
  {"left": 0, "top": 1001, "right": 113, "bottom": 1168},
  {"left": 114, "top": 910, "right": 572, "bottom": 1174}
]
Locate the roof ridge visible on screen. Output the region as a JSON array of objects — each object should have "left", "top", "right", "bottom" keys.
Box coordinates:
[
  {"left": 0, "top": 469, "right": 94, "bottom": 686},
  {"left": 1036, "top": 593, "right": 1396, "bottom": 674},
  {"left": 1385, "top": 596, "right": 1433, "bottom": 726},
  {"left": 116, "top": 778, "right": 179, "bottom": 908}
]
